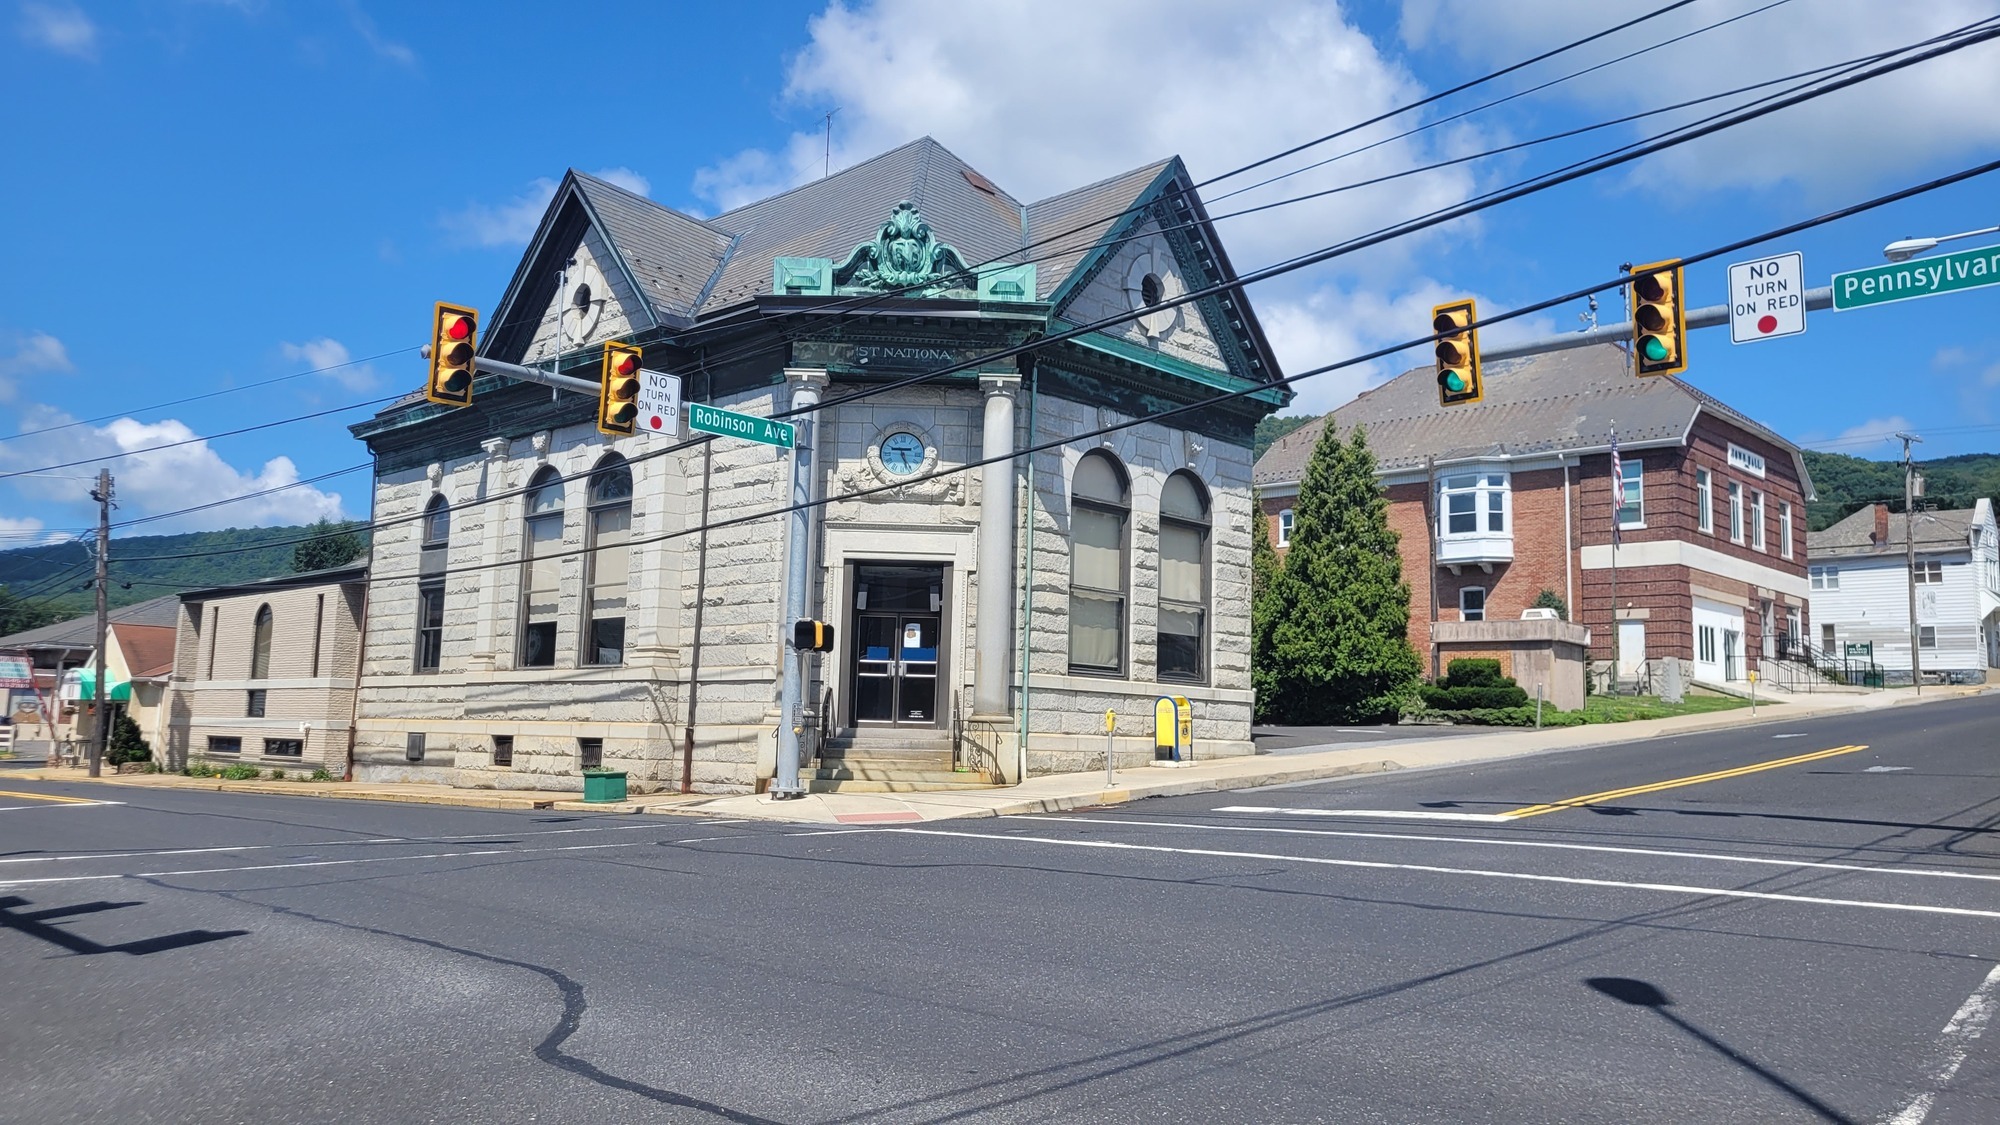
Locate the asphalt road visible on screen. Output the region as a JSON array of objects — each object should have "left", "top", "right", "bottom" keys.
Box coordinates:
[{"left": 3, "top": 693, "right": 1998, "bottom": 1123}]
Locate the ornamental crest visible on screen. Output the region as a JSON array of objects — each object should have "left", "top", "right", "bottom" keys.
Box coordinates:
[{"left": 833, "top": 201, "right": 974, "bottom": 293}]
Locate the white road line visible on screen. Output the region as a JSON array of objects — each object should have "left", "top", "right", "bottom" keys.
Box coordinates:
[
  {"left": 886, "top": 828, "right": 2000, "bottom": 921},
  {"left": 1773, "top": 733, "right": 1809, "bottom": 738},
  {"left": 695, "top": 818, "right": 750, "bottom": 825},
  {"left": 0, "top": 801, "right": 123, "bottom": 812},
  {"left": 1009, "top": 815, "right": 2000, "bottom": 884},
  {"left": 1884, "top": 962, "right": 2000, "bottom": 1124},
  {"left": 0, "top": 820, "right": 674, "bottom": 866},
  {"left": 1214, "top": 805, "right": 1516, "bottom": 823},
  {"left": 0, "top": 839, "right": 664, "bottom": 887}
]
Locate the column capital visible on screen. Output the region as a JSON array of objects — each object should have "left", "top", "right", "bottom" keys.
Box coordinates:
[
  {"left": 784, "top": 366, "right": 830, "bottom": 387},
  {"left": 979, "top": 372, "right": 1022, "bottom": 397},
  {"left": 480, "top": 436, "right": 510, "bottom": 460}
]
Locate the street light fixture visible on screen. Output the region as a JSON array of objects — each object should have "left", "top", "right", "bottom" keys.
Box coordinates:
[{"left": 1883, "top": 224, "right": 2000, "bottom": 262}]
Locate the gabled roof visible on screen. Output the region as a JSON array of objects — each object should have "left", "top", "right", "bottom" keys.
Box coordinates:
[
  {"left": 1808, "top": 498, "right": 1993, "bottom": 559},
  {"left": 110, "top": 623, "right": 177, "bottom": 680},
  {"left": 1254, "top": 344, "right": 1811, "bottom": 491},
  {"left": 487, "top": 137, "right": 1237, "bottom": 343},
  {"left": 0, "top": 594, "right": 182, "bottom": 652}
]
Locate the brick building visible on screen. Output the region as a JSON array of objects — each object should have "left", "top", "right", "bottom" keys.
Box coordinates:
[
  {"left": 347, "top": 138, "right": 1283, "bottom": 793},
  {"left": 1255, "top": 346, "right": 1812, "bottom": 688}
]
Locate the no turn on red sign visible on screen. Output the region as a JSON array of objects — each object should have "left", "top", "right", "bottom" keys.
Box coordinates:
[{"left": 1727, "top": 251, "right": 1807, "bottom": 344}]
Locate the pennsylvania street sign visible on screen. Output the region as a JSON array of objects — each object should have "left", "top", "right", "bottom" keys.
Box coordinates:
[
  {"left": 1727, "top": 251, "right": 1806, "bottom": 344},
  {"left": 687, "top": 402, "right": 795, "bottom": 448},
  {"left": 1832, "top": 243, "right": 2000, "bottom": 311},
  {"left": 636, "top": 369, "right": 682, "bottom": 437}
]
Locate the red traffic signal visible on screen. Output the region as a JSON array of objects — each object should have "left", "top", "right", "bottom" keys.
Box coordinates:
[
  {"left": 427, "top": 302, "right": 478, "bottom": 407},
  {"left": 598, "top": 341, "right": 643, "bottom": 436}
]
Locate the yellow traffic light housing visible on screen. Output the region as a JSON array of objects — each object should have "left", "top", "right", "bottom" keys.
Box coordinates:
[
  {"left": 426, "top": 302, "right": 478, "bottom": 407},
  {"left": 1629, "top": 261, "right": 1687, "bottom": 376},
  {"left": 791, "top": 619, "right": 835, "bottom": 652},
  {"left": 1432, "top": 299, "right": 1482, "bottom": 406},
  {"left": 598, "top": 341, "right": 642, "bottom": 436}
]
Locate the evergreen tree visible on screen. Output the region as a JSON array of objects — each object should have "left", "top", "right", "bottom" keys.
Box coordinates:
[
  {"left": 1250, "top": 490, "right": 1283, "bottom": 719},
  {"left": 1258, "top": 423, "right": 1421, "bottom": 724},
  {"left": 106, "top": 710, "right": 152, "bottom": 767},
  {"left": 292, "top": 519, "right": 366, "bottom": 573}
]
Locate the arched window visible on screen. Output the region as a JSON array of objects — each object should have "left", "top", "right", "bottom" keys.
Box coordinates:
[
  {"left": 1069, "top": 451, "right": 1129, "bottom": 675},
  {"left": 1158, "top": 472, "right": 1210, "bottom": 682},
  {"left": 416, "top": 494, "right": 448, "bottom": 672},
  {"left": 249, "top": 604, "right": 273, "bottom": 679},
  {"left": 584, "top": 454, "right": 633, "bottom": 665},
  {"left": 519, "top": 466, "right": 565, "bottom": 668},
  {"left": 1278, "top": 508, "right": 1295, "bottom": 547}
]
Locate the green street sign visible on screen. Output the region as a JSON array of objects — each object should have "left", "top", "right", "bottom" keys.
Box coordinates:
[
  {"left": 1832, "top": 244, "right": 2000, "bottom": 310},
  {"left": 687, "top": 402, "right": 795, "bottom": 448}
]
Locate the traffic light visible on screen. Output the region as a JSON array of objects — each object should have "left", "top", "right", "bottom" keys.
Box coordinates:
[
  {"left": 1629, "top": 260, "right": 1687, "bottom": 376},
  {"left": 426, "top": 302, "right": 478, "bottom": 407},
  {"left": 598, "top": 341, "right": 642, "bottom": 436},
  {"left": 1432, "top": 299, "right": 1482, "bottom": 406},
  {"left": 791, "top": 619, "right": 835, "bottom": 652}
]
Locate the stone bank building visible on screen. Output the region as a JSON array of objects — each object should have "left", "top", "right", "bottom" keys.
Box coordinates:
[{"left": 350, "top": 138, "right": 1284, "bottom": 792}]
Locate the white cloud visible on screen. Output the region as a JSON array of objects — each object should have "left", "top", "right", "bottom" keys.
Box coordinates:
[
  {"left": 279, "top": 337, "right": 378, "bottom": 392},
  {"left": 692, "top": 0, "right": 1484, "bottom": 276},
  {"left": 442, "top": 167, "right": 653, "bottom": 248},
  {"left": 346, "top": 2, "right": 415, "bottom": 67},
  {"left": 0, "top": 405, "right": 347, "bottom": 533},
  {"left": 1809, "top": 414, "right": 1913, "bottom": 452},
  {"left": 1398, "top": 0, "right": 2000, "bottom": 197},
  {"left": 17, "top": 2, "right": 96, "bottom": 59},
  {"left": 0, "top": 330, "right": 75, "bottom": 402}
]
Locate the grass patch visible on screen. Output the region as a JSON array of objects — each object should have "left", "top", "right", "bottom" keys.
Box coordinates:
[{"left": 1580, "top": 693, "right": 1761, "bottom": 724}]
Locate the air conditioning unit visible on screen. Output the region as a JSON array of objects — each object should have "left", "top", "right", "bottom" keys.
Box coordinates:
[{"left": 1520, "top": 608, "right": 1560, "bottom": 620}]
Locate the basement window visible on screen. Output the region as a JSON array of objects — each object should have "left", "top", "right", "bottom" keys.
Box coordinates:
[
  {"left": 493, "top": 735, "right": 514, "bottom": 768},
  {"left": 578, "top": 737, "right": 603, "bottom": 770}
]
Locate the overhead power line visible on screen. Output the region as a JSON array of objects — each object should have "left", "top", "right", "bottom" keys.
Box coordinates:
[{"left": 49, "top": 16, "right": 2000, "bottom": 569}]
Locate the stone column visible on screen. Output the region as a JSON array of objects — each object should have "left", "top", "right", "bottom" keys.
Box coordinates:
[
  {"left": 973, "top": 374, "right": 1020, "bottom": 719},
  {"left": 466, "top": 436, "right": 511, "bottom": 672}
]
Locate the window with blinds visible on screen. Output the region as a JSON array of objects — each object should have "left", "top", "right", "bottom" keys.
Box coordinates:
[{"left": 1069, "top": 452, "right": 1129, "bottom": 676}]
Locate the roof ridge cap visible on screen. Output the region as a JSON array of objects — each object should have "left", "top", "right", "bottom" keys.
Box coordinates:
[
  {"left": 1027, "top": 156, "right": 1175, "bottom": 208},
  {"left": 711, "top": 136, "right": 939, "bottom": 220}
]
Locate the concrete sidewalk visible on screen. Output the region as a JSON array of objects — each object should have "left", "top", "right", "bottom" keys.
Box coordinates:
[
  {"left": 656, "top": 683, "right": 1992, "bottom": 825},
  {"left": 7, "top": 684, "right": 1984, "bottom": 822}
]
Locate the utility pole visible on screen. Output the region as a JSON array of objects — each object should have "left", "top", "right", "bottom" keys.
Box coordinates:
[
  {"left": 1897, "top": 432, "right": 1923, "bottom": 694},
  {"left": 89, "top": 469, "right": 113, "bottom": 778}
]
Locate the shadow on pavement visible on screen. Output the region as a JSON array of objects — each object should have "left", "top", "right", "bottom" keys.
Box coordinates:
[{"left": 0, "top": 895, "right": 248, "bottom": 956}]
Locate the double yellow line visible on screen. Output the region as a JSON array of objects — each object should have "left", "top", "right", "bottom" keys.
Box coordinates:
[
  {"left": 1500, "top": 744, "right": 1869, "bottom": 820},
  {"left": 0, "top": 788, "right": 102, "bottom": 805}
]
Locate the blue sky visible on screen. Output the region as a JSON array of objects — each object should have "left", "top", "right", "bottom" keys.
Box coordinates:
[{"left": 3, "top": 0, "right": 1997, "bottom": 544}]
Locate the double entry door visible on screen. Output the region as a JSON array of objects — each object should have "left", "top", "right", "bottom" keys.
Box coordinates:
[{"left": 849, "top": 564, "right": 948, "bottom": 728}]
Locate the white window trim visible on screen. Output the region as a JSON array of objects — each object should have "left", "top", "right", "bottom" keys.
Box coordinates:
[
  {"left": 1617, "top": 458, "right": 1645, "bottom": 529},
  {"left": 1437, "top": 469, "right": 1511, "bottom": 539},
  {"left": 1459, "top": 586, "right": 1488, "bottom": 622},
  {"left": 1920, "top": 625, "right": 1938, "bottom": 649},
  {"left": 1696, "top": 468, "right": 1713, "bottom": 535},
  {"left": 1752, "top": 491, "right": 1767, "bottom": 553},
  {"left": 1728, "top": 482, "right": 1745, "bottom": 544},
  {"left": 1277, "top": 508, "right": 1294, "bottom": 548},
  {"left": 1779, "top": 501, "right": 1793, "bottom": 559}
]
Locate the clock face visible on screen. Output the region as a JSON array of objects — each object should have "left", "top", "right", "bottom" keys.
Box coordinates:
[{"left": 880, "top": 432, "right": 925, "bottom": 475}]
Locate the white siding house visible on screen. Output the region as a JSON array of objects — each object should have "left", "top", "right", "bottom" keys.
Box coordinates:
[{"left": 1806, "top": 499, "right": 2000, "bottom": 684}]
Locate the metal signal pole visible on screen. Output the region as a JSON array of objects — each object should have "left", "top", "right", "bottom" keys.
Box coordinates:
[
  {"left": 89, "top": 469, "right": 113, "bottom": 778},
  {"left": 1898, "top": 432, "right": 1923, "bottom": 694}
]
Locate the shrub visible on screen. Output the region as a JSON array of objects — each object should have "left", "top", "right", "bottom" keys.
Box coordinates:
[
  {"left": 269, "top": 769, "right": 286, "bottom": 781},
  {"left": 309, "top": 767, "right": 334, "bottom": 782},
  {"left": 184, "top": 759, "right": 217, "bottom": 778},
  {"left": 1448, "top": 706, "right": 1586, "bottom": 728},
  {"left": 1531, "top": 590, "right": 1570, "bottom": 621},
  {"left": 220, "top": 764, "right": 260, "bottom": 781},
  {"left": 1443, "top": 658, "right": 1506, "bottom": 687},
  {"left": 1421, "top": 682, "right": 1531, "bottom": 710},
  {"left": 106, "top": 712, "right": 153, "bottom": 767}
]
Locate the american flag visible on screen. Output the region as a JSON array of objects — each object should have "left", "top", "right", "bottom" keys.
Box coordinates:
[{"left": 1609, "top": 430, "right": 1624, "bottom": 545}]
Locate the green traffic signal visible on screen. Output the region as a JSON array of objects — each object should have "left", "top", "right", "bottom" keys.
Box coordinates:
[
  {"left": 1444, "top": 371, "right": 1467, "bottom": 392},
  {"left": 1642, "top": 337, "right": 1670, "bottom": 362}
]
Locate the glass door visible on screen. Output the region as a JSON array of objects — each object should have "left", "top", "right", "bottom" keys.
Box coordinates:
[
  {"left": 854, "top": 615, "right": 899, "bottom": 724},
  {"left": 895, "top": 616, "right": 938, "bottom": 723}
]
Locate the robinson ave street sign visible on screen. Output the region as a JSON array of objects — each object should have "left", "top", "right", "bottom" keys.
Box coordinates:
[
  {"left": 1727, "top": 251, "right": 1806, "bottom": 344},
  {"left": 688, "top": 402, "right": 795, "bottom": 448},
  {"left": 1832, "top": 243, "right": 2000, "bottom": 310}
]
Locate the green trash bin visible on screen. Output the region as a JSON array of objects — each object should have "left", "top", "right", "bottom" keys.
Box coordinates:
[{"left": 582, "top": 768, "right": 628, "bottom": 803}]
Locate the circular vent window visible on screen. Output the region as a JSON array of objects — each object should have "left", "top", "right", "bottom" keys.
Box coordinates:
[{"left": 1140, "top": 272, "right": 1163, "bottom": 307}]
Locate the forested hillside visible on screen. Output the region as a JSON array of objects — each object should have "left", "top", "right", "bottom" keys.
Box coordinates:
[
  {"left": 0, "top": 521, "right": 367, "bottom": 632},
  {"left": 1802, "top": 451, "right": 2000, "bottom": 530}
]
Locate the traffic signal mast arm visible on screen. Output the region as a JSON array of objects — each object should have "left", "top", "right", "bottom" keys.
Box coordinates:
[
  {"left": 418, "top": 346, "right": 604, "bottom": 396},
  {"left": 1480, "top": 286, "right": 1833, "bottom": 362}
]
